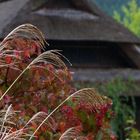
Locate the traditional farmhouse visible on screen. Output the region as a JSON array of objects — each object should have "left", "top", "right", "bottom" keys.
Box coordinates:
[{"left": 0, "top": 0, "right": 140, "bottom": 81}]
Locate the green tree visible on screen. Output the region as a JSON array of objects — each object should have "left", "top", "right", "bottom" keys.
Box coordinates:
[{"left": 114, "top": 0, "right": 140, "bottom": 36}]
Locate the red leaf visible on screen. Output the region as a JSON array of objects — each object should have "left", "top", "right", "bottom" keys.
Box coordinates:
[
  {"left": 4, "top": 95, "right": 11, "bottom": 103},
  {"left": 24, "top": 50, "right": 30, "bottom": 58},
  {"left": 5, "top": 56, "right": 12, "bottom": 64}
]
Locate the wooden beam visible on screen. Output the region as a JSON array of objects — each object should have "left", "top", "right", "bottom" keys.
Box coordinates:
[
  {"left": 71, "top": 68, "right": 140, "bottom": 82},
  {"left": 120, "top": 44, "right": 140, "bottom": 68}
]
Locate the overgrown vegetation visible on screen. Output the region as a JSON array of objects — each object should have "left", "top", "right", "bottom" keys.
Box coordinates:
[
  {"left": 75, "top": 77, "right": 139, "bottom": 140},
  {"left": 99, "top": 78, "right": 136, "bottom": 140},
  {"left": 0, "top": 24, "right": 115, "bottom": 139}
]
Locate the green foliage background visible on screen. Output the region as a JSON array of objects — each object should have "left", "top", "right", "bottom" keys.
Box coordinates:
[
  {"left": 95, "top": 0, "right": 140, "bottom": 16},
  {"left": 95, "top": 0, "right": 140, "bottom": 36},
  {"left": 114, "top": 0, "right": 140, "bottom": 36}
]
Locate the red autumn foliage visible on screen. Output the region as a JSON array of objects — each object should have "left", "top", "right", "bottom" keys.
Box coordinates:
[{"left": 0, "top": 37, "right": 116, "bottom": 139}]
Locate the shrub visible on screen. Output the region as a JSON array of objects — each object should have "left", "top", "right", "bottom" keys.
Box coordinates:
[
  {"left": 0, "top": 24, "right": 115, "bottom": 140},
  {"left": 101, "top": 78, "right": 136, "bottom": 140},
  {"left": 75, "top": 78, "right": 137, "bottom": 139}
]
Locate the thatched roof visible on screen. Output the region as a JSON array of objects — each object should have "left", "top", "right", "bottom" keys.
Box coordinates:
[
  {"left": 0, "top": 0, "right": 29, "bottom": 35},
  {"left": 0, "top": 0, "right": 140, "bottom": 43}
]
